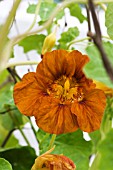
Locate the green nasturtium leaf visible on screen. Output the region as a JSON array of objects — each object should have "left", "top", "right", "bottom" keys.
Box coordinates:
[
  {"left": 19, "top": 34, "right": 46, "bottom": 54},
  {"left": 0, "top": 146, "right": 37, "bottom": 170},
  {"left": 27, "top": 2, "right": 55, "bottom": 19},
  {"left": 105, "top": 3, "right": 113, "bottom": 40},
  {"left": 36, "top": 129, "right": 51, "bottom": 154},
  {"left": 0, "top": 83, "right": 14, "bottom": 112},
  {"left": 0, "top": 122, "right": 8, "bottom": 145},
  {"left": 27, "top": 2, "right": 56, "bottom": 20},
  {"left": 5, "top": 135, "right": 19, "bottom": 149},
  {"left": 0, "top": 119, "right": 19, "bottom": 148},
  {"left": 58, "top": 27, "right": 79, "bottom": 49},
  {"left": 68, "top": 4, "right": 87, "bottom": 23},
  {"left": 0, "top": 158, "right": 13, "bottom": 170},
  {"left": 0, "top": 108, "right": 28, "bottom": 131},
  {"left": 0, "top": 70, "right": 9, "bottom": 84},
  {"left": 0, "top": 82, "right": 29, "bottom": 127},
  {"left": 97, "top": 129, "right": 113, "bottom": 170},
  {"left": 89, "top": 130, "right": 101, "bottom": 153},
  {"left": 53, "top": 130, "right": 92, "bottom": 170},
  {"left": 0, "top": 83, "right": 29, "bottom": 147},
  {"left": 89, "top": 97, "right": 113, "bottom": 154},
  {"left": 84, "top": 42, "right": 113, "bottom": 88},
  {"left": 37, "top": 129, "right": 92, "bottom": 170},
  {"left": 27, "top": 4, "right": 36, "bottom": 14},
  {"left": 27, "top": 2, "right": 64, "bottom": 21},
  {"left": 39, "top": 2, "right": 56, "bottom": 21}
]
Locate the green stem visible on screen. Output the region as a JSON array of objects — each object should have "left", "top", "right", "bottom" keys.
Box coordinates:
[
  {"left": 1, "top": 129, "right": 16, "bottom": 147},
  {"left": 67, "top": 37, "right": 90, "bottom": 49},
  {"left": 8, "top": 110, "right": 31, "bottom": 146},
  {"left": 0, "top": 0, "right": 21, "bottom": 73},
  {"left": 40, "top": 133, "right": 50, "bottom": 146},
  {"left": 29, "top": 117, "right": 37, "bottom": 136},
  {"left": 12, "top": 0, "right": 112, "bottom": 45},
  {"left": 5, "top": 61, "right": 39, "bottom": 69},
  {"left": 98, "top": 2, "right": 107, "bottom": 11},
  {"left": 18, "top": 127, "right": 31, "bottom": 146},
  {"left": 67, "top": 35, "right": 112, "bottom": 49},
  {"left": 25, "top": 0, "right": 42, "bottom": 33},
  {"left": 102, "top": 35, "right": 111, "bottom": 40},
  {"left": 0, "top": 0, "right": 21, "bottom": 56},
  {"left": 89, "top": 100, "right": 113, "bottom": 170},
  {"left": 48, "top": 134, "right": 56, "bottom": 150},
  {"left": 100, "top": 111, "right": 112, "bottom": 140}
]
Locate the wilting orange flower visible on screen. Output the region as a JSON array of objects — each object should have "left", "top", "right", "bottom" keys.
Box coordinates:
[
  {"left": 31, "top": 147, "right": 76, "bottom": 170},
  {"left": 13, "top": 50, "right": 106, "bottom": 134}
]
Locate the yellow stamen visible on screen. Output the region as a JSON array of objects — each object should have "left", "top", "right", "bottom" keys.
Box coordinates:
[{"left": 64, "top": 79, "right": 70, "bottom": 93}]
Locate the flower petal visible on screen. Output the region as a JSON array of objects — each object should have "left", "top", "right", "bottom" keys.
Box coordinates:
[
  {"left": 36, "top": 61, "right": 50, "bottom": 91},
  {"left": 65, "top": 52, "right": 76, "bottom": 77},
  {"left": 37, "top": 50, "right": 69, "bottom": 82},
  {"left": 68, "top": 50, "right": 89, "bottom": 78},
  {"left": 71, "top": 89, "right": 106, "bottom": 132},
  {"left": 13, "top": 72, "right": 44, "bottom": 116},
  {"left": 36, "top": 97, "right": 78, "bottom": 134},
  {"left": 66, "top": 50, "right": 95, "bottom": 90},
  {"left": 31, "top": 148, "right": 76, "bottom": 170}
]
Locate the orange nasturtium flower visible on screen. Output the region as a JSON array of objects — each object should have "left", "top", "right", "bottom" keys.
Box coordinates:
[
  {"left": 13, "top": 50, "right": 106, "bottom": 134},
  {"left": 31, "top": 147, "right": 76, "bottom": 170}
]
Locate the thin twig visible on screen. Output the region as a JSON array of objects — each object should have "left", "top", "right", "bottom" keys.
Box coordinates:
[
  {"left": 85, "top": 4, "right": 92, "bottom": 42},
  {"left": 7, "top": 67, "right": 17, "bottom": 83},
  {"left": 88, "top": 0, "right": 113, "bottom": 82},
  {"left": 0, "top": 108, "right": 17, "bottom": 114},
  {"left": 88, "top": 0, "right": 102, "bottom": 40},
  {"left": 9, "top": 111, "right": 31, "bottom": 146},
  {"left": 1, "top": 128, "right": 16, "bottom": 147},
  {"left": 11, "top": 0, "right": 113, "bottom": 46},
  {"left": 12, "top": 68, "right": 21, "bottom": 80}
]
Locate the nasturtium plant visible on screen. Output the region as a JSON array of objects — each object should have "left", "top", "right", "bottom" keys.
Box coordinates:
[
  {"left": 0, "top": 83, "right": 14, "bottom": 112},
  {"left": 58, "top": 27, "right": 79, "bottom": 49},
  {"left": 53, "top": 130, "right": 92, "bottom": 170},
  {"left": 97, "top": 129, "right": 113, "bottom": 170},
  {"left": 19, "top": 34, "right": 46, "bottom": 54},
  {"left": 68, "top": 3, "right": 87, "bottom": 23},
  {"left": 0, "top": 147, "right": 37, "bottom": 170},
  {"left": 0, "top": 158, "right": 13, "bottom": 170},
  {"left": 0, "top": 1, "right": 113, "bottom": 170},
  {"left": 27, "top": 1, "right": 64, "bottom": 22},
  {"left": 84, "top": 42, "right": 113, "bottom": 88},
  {"left": 0, "top": 70, "right": 9, "bottom": 83}
]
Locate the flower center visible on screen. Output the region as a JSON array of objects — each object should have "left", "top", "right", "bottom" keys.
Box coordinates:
[{"left": 47, "top": 76, "right": 84, "bottom": 104}]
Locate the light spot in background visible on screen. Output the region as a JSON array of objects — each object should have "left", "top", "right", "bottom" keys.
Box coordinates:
[{"left": 83, "top": 132, "right": 91, "bottom": 141}]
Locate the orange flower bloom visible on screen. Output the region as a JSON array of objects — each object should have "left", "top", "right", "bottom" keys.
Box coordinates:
[
  {"left": 31, "top": 147, "right": 76, "bottom": 170},
  {"left": 13, "top": 50, "right": 106, "bottom": 134}
]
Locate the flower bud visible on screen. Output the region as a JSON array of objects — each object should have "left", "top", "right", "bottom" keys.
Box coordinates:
[
  {"left": 42, "top": 28, "right": 57, "bottom": 55},
  {"left": 94, "top": 80, "right": 113, "bottom": 97},
  {"left": 31, "top": 147, "right": 76, "bottom": 170}
]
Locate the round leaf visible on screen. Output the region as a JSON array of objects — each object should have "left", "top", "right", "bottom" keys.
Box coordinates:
[{"left": 0, "top": 158, "right": 12, "bottom": 170}]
